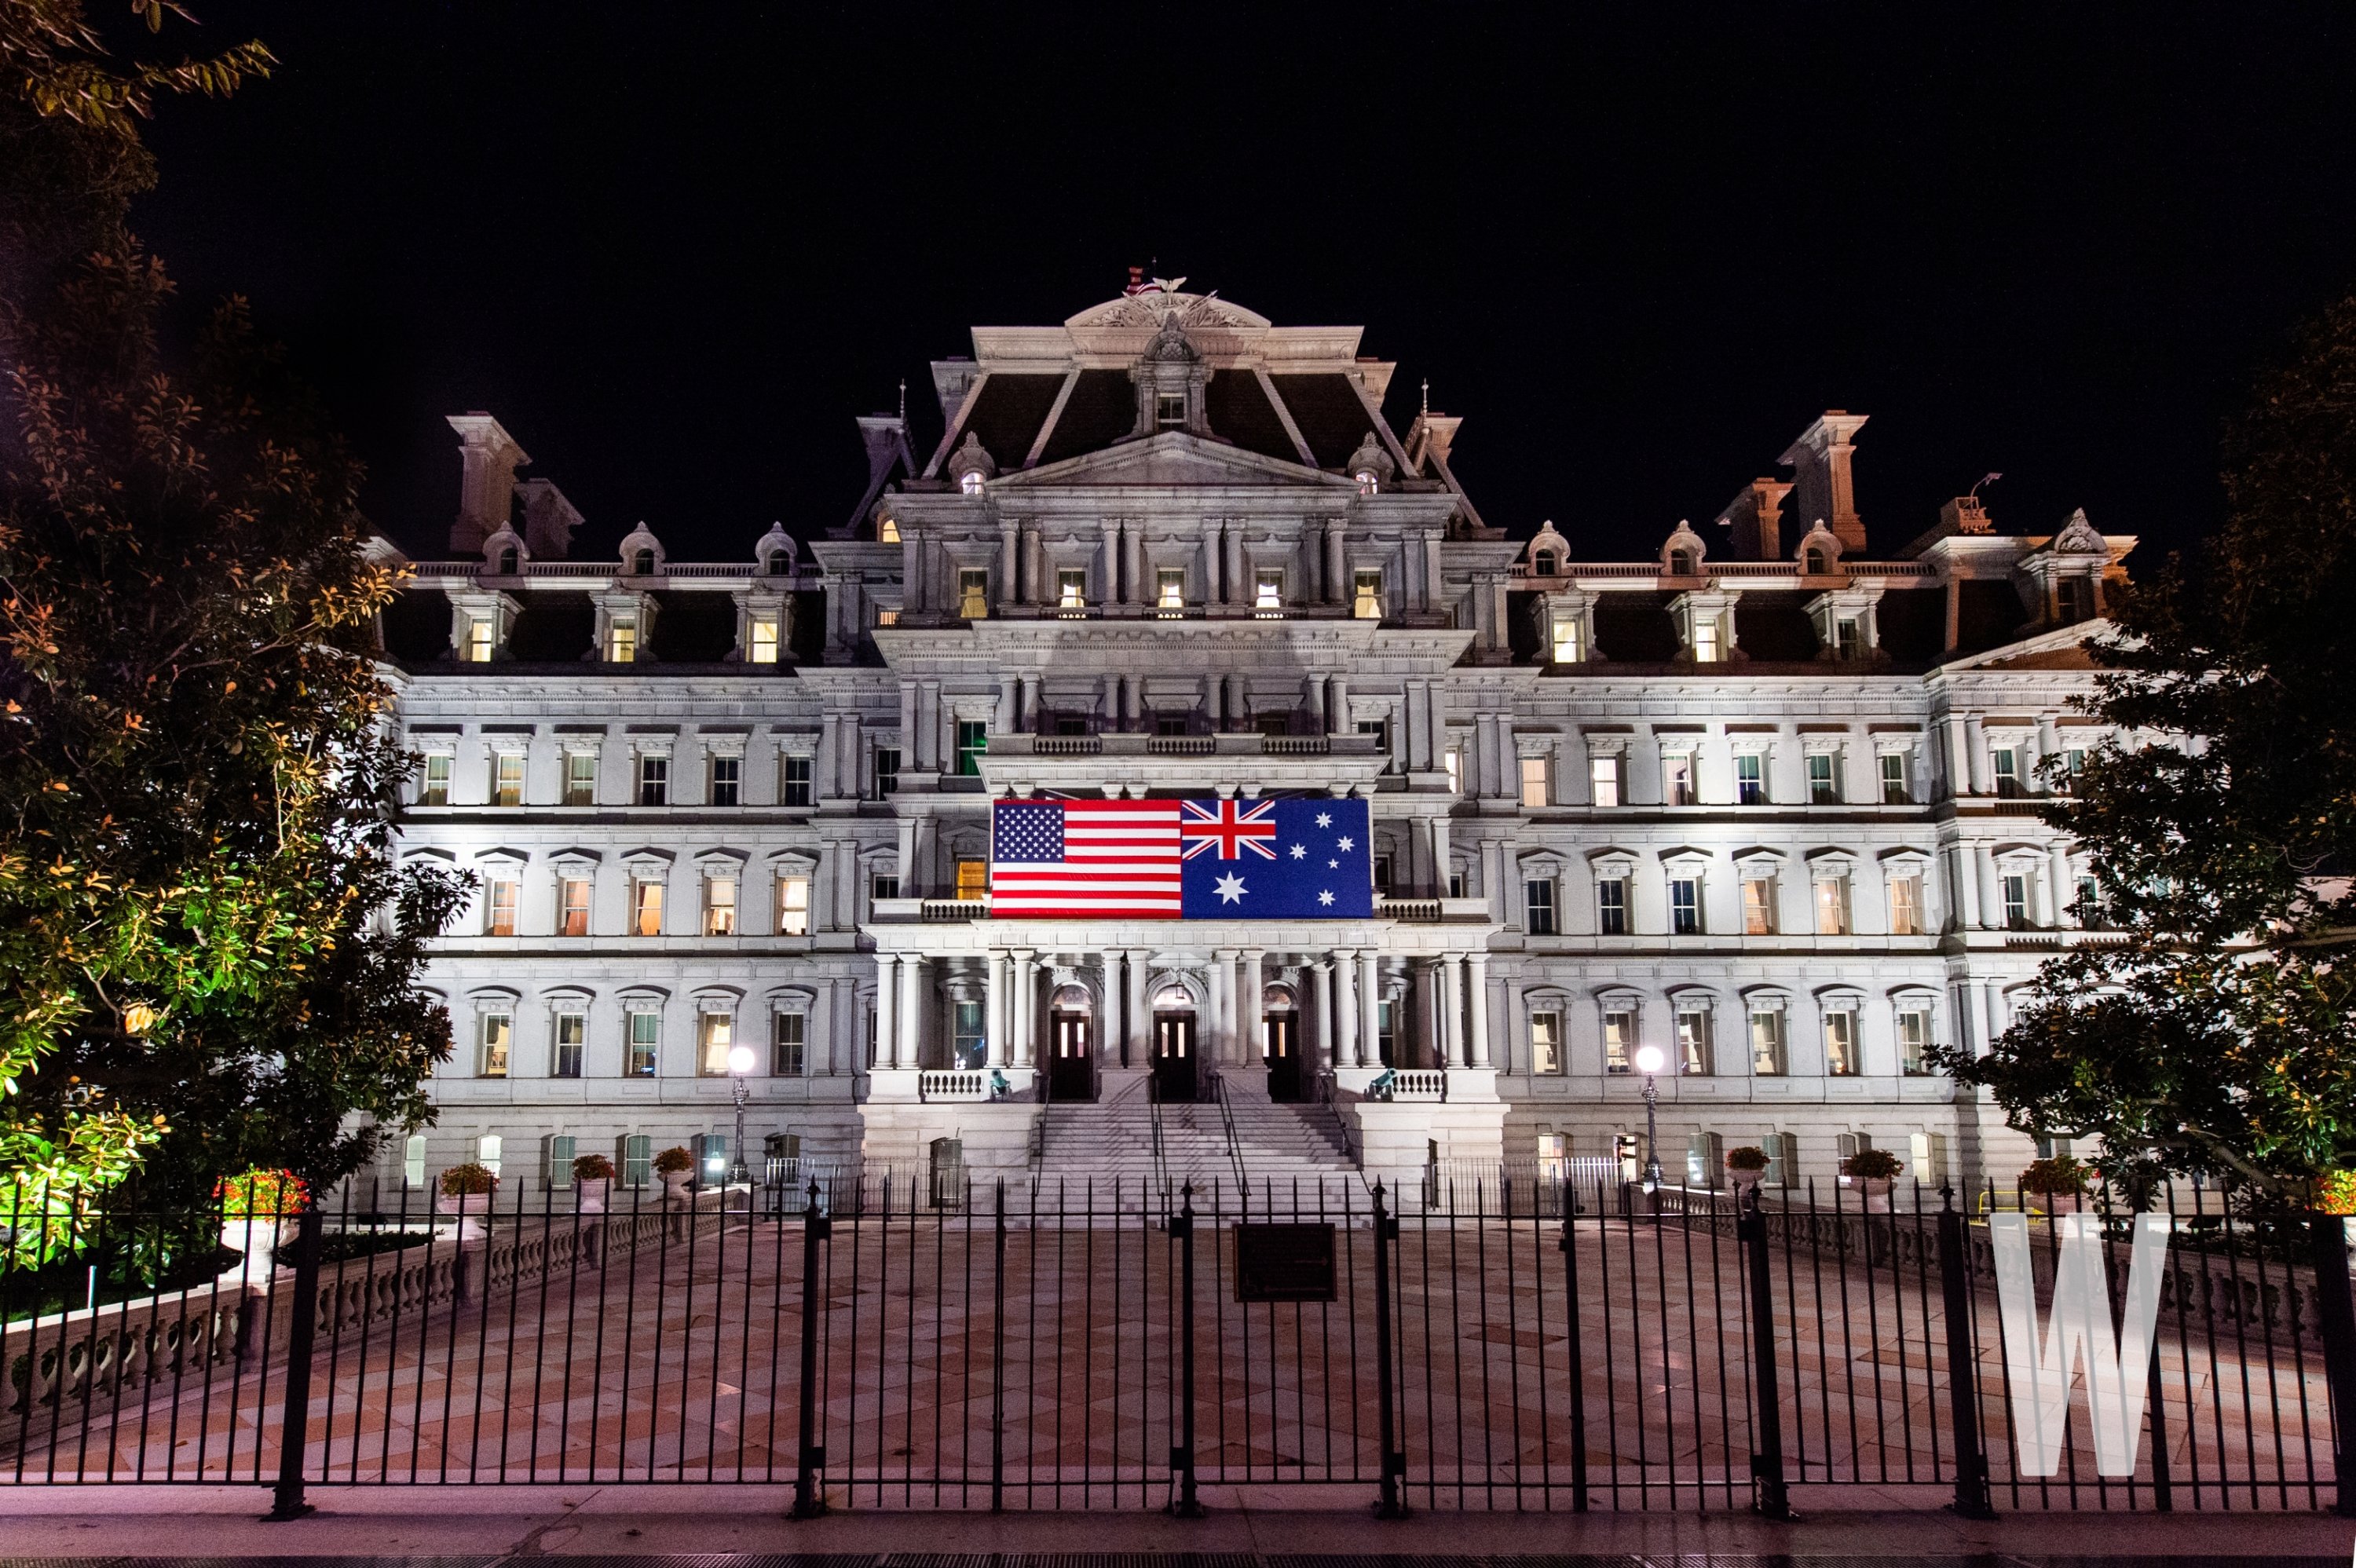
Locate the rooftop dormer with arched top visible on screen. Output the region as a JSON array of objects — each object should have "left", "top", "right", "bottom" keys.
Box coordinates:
[{"left": 616, "top": 522, "right": 666, "bottom": 579}]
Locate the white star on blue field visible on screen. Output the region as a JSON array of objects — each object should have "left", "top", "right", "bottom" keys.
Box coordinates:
[{"left": 1179, "top": 798, "right": 1374, "bottom": 918}]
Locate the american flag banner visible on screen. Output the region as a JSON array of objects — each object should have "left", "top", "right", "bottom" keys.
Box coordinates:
[
  {"left": 989, "top": 796, "right": 1373, "bottom": 919},
  {"left": 989, "top": 798, "right": 1182, "bottom": 917}
]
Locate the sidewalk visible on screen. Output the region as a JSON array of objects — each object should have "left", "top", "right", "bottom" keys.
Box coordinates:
[{"left": 0, "top": 1484, "right": 2346, "bottom": 1562}]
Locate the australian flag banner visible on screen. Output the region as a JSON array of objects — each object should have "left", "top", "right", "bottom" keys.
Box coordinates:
[{"left": 1177, "top": 797, "right": 1374, "bottom": 919}]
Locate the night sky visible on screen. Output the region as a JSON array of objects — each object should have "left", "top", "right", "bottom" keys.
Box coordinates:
[{"left": 126, "top": 5, "right": 2356, "bottom": 568}]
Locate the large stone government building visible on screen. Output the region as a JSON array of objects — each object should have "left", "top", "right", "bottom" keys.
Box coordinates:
[{"left": 375, "top": 285, "right": 2131, "bottom": 1204}]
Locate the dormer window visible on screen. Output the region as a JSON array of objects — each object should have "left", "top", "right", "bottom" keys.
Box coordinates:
[
  {"left": 2056, "top": 576, "right": 2091, "bottom": 623},
  {"left": 748, "top": 618, "right": 780, "bottom": 663},
  {"left": 1835, "top": 616, "right": 1861, "bottom": 658},
  {"left": 1057, "top": 568, "right": 1086, "bottom": 612},
  {"left": 498, "top": 547, "right": 518, "bottom": 575},
  {"left": 1355, "top": 470, "right": 1380, "bottom": 498},
  {"left": 1156, "top": 392, "right": 1187, "bottom": 429},
  {"left": 1804, "top": 547, "right": 1827, "bottom": 574},
  {"left": 1550, "top": 616, "right": 1582, "bottom": 663},
  {"left": 606, "top": 616, "right": 638, "bottom": 663},
  {"left": 1253, "top": 569, "right": 1283, "bottom": 612},
  {"left": 632, "top": 548, "right": 655, "bottom": 576},
  {"left": 462, "top": 616, "right": 494, "bottom": 663},
  {"left": 879, "top": 517, "right": 902, "bottom": 543},
  {"left": 1692, "top": 616, "right": 1721, "bottom": 663},
  {"left": 766, "top": 553, "right": 789, "bottom": 576},
  {"left": 1533, "top": 550, "right": 1557, "bottom": 576},
  {"left": 1157, "top": 568, "right": 1186, "bottom": 612},
  {"left": 1668, "top": 549, "right": 1694, "bottom": 576},
  {"left": 960, "top": 470, "right": 985, "bottom": 496}
]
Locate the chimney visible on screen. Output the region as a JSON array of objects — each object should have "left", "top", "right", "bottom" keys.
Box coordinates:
[
  {"left": 516, "top": 478, "right": 584, "bottom": 559},
  {"left": 1718, "top": 477, "right": 1795, "bottom": 561},
  {"left": 1777, "top": 411, "right": 1869, "bottom": 555},
  {"left": 445, "top": 413, "right": 529, "bottom": 556},
  {"left": 1937, "top": 493, "right": 1994, "bottom": 535}
]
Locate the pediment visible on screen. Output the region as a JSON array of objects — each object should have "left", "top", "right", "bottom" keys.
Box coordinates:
[{"left": 999, "top": 430, "right": 1347, "bottom": 490}]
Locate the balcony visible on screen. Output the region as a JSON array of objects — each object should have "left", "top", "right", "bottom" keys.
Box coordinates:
[{"left": 920, "top": 1070, "right": 987, "bottom": 1102}]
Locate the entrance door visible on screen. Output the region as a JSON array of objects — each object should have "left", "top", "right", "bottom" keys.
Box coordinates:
[
  {"left": 1265, "top": 1013, "right": 1301, "bottom": 1101},
  {"left": 1048, "top": 1011, "right": 1094, "bottom": 1102},
  {"left": 1151, "top": 1012, "right": 1198, "bottom": 1102}
]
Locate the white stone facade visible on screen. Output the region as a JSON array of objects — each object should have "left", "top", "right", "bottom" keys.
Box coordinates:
[{"left": 377, "top": 293, "right": 2135, "bottom": 1203}]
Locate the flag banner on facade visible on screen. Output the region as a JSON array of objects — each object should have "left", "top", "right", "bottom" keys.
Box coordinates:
[{"left": 990, "top": 796, "right": 1372, "bottom": 919}]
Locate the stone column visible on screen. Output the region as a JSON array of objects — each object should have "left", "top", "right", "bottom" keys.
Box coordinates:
[
  {"left": 897, "top": 955, "right": 924, "bottom": 1069},
  {"left": 1422, "top": 532, "right": 1443, "bottom": 613},
  {"left": 1465, "top": 952, "right": 1491, "bottom": 1068},
  {"left": 1359, "top": 952, "right": 1382, "bottom": 1066},
  {"left": 1125, "top": 949, "right": 1148, "bottom": 1065},
  {"left": 1305, "top": 675, "right": 1326, "bottom": 733},
  {"left": 2051, "top": 841, "right": 2076, "bottom": 924},
  {"left": 993, "top": 676, "right": 1015, "bottom": 734},
  {"left": 1308, "top": 959, "right": 1333, "bottom": 1081},
  {"left": 1964, "top": 715, "right": 1991, "bottom": 796},
  {"left": 1323, "top": 521, "right": 1344, "bottom": 604},
  {"left": 1333, "top": 948, "right": 1361, "bottom": 1068},
  {"left": 1430, "top": 813, "right": 1452, "bottom": 897},
  {"left": 1011, "top": 950, "right": 1035, "bottom": 1068},
  {"left": 1124, "top": 521, "right": 1144, "bottom": 606},
  {"left": 875, "top": 954, "right": 898, "bottom": 1070},
  {"left": 1977, "top": 844, "right": 2002, "bottom": 927},
  {"left": 1023, "top": 525, "right": 1046, "bottom": 608},
  {"left": 1949, "top": 842, "right": 1979, "bottom": 930},
  {"left": 1328, "top": 673, "right": 1350, "bottom": 734},
  {"left": 1440, "top": 954, "right": 1467, "bottom": 1069},
  {"left": 998, "top": 521, "right": 1019, "bottom": 610},
  {"left": 1224, "top": 524, "right": 1244, "bottom": 609},
  {"left": 986, "top": 949, "right": 1008, "bottom": 1068},
  {"left": 1241, "top": 948, "right": 1265, "bottom": 1065}
]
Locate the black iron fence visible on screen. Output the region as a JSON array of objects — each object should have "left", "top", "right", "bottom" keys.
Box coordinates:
[{"left": 2, "top": 1175, "right": 2351, "bottom": 1517}]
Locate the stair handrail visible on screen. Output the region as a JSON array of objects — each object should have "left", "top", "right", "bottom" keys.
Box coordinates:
[
  {"left": 1147, "top": 1088, "right": 1172, "bottom": 1204},
  {"left": 1213, "top": 1073, "right": 1250, "bottom": 1197},
  {"left": 1319, "top": 1073, "right": 1361, "bottom": 1167},
  {"left": 1028, "top": 1069, "right": 1052, "bottom": 1169}
]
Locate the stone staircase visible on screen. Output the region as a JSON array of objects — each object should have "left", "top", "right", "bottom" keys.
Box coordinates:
[{"left": 1027, "top": 1070, "right": 1359, "bottom": 1214}]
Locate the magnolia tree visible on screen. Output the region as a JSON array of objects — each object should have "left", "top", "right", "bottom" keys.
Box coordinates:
[
  {"left": 0, "top": 1, "right": 463, "bottom": 1258},
  {"left": 1936, "top": 294, "right": 2356, "bottom": 1202}
]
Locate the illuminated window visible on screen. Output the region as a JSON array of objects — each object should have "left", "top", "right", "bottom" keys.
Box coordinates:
[
  {"left": 625, "top": 1010, "right": 660, "bottom": 1076},
  {"left": 564, "top": 751, "right": 597, "bottom": 806},
  {"left": 1736, "top": 753, "right": 1765, "bottom": 805},
  {"left": 631, "top": 875, "right": 664, "bottom": 936},
  {"left": 960, "top": 470, "right": 984, "bottom": 495},
  {"left": 1156, "top": 391, "right": 1187, "bottom": 427},
  {"left": 1550, "top": 616, "right": 1582, "bottom": 663},
  {"left": 776, "top": 874, "right": 810, "bottom": 935},
  {"left": 403, "top": 1135, "right": 427, "bottom": 1189},
  {"left": 551, "top": 1011, "right": 584, "bottom": 1078},
  {"left": 956, "top": 720, "right": 987, "bottom": 777},
  {"left": 704, "top": 875, "right": 737, "bottom": 936},
  {"left": 1524, "top": 877, "right": 1557, "bottom": 936},
  {"left": 477, "top": 1134, "right": 502, "bottom": 1176},
  {"left": 1602, "top": 1010, "right": 1634, "bottom": 1073},
  {"left": 772, "top": 1012, "right": 806, "bottom": 1076},
  {"left": 1676, "top": 1011, "right": 1713, "bottom": 1075},
  {"left": 957, "top": 568, "right": 989, "bottom": 619},
  {"left": 1157, "top": 568, "right": 1185, "bottom": 612},
  {"left": 492, "top": 751, "right": 524, "bottom": 807},
  {"left": 1597, "top": 876, "right": 1628, "bottom": 935},
  {"left": 1670, "top": 877, "right": 1701, "bottom": 935},
  {"left": 1519, "top": 754, "right": 1550, "bottom": 808},
  {"left": 485, "top": 876, "right": 518, "bottom": 937},
  {"left": 1589, "top": 755, "right": 1620, "bottom": 807},
  {"left": 1664, "top": 753, "right": 1696, "bottom": 806},
  {"left": 1889, "top": 875, "right": 1922, "bottom": 936},
  {"left": 1538, "top": 1131, "right": 1568, "bottom": 1182},
  {"left": 1058, "top": 568, "right": 1086, "bottom": 611},
  {"left": 956, "top": 857, "right": 987, "bottom": 901},
  {"left": 1824, "top": 1010, "right": 1858, "bottom": 1076},
  {"left": 1530, "top": 1011, "right": 1564, "bottom": 1075},
  {"left": 558, "top": 876, "right": 591, "bottom": 936},
  {"left": 781, "top": 755, "right": 812, "bottom": 809},
  {"left": 1897, "top": 1009, "right": 1933, "bottom": 1076},
  {"left": 749, "top": 619, "right": 780, "bottom": 663},
  {"left": 1443, "top": 748, "right": 1462, "bottom": 794},
  {"left": 479, "top": 1011, "right": 511, "bottom": 1077},
  {"left": 1352, "top": 569, "right": 1383, "bottom": 619},
  {"left": 878, "top": 516, "right": 901, "bottom": 543},
  {"left": 1815, "top": 877, "right": 1849, "bottom": 935},
  {"left": 1807, "top": 751, "right": 1837, "bottom": 803},
  {"left": 708, "top": 754, "right": 740, "bottom": 807},
  {"left": 697, "top": 1011, "right": 736, "bottom": 1075},
  {"left": 1253, "top": 569, "right": 1283, "bottom": 612},
  {"left": 605, "top": 616, "right": 637, "bottom": 663},
  {"left": 1751, "top": 1011, "right": 1787, "bottom": 1075},
  {"left": 1355, "top": 468, "right": 1379, "bottom": 498},
  {"left": 1880, "top": 751, "right": 1909, "bottom": 803},
  {"left": 1690, "top": 614, "right": 1719, "bottom": 662},
  {"left": 420, "top": 753, "right": 452, "bottom": 806},
  {"left": 1742, "top": 877, "right": 1776, "bottom": 934},
  {"left": 635, "top": 751, "right": 668, "bottom": 806},
  {"left": 463, "top": 617, "right": 494, "bottom": 663}
]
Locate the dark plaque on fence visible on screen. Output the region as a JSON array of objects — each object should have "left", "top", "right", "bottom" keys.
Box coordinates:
[{"left": 1233, "top": 1222, "right": 1337, "bottom": 1302}]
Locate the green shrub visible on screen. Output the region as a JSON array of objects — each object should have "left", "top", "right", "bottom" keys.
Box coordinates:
[{"left": 2019, "top": 1155, "right": 2091, "bottom": 1197}]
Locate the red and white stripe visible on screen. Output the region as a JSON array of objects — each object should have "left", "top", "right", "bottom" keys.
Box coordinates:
[{"left": 990, "top": 799, "right": 1182, "bottom": 918}]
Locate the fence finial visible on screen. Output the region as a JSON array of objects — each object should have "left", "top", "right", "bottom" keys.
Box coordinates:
[{"left": 1940, "top": 1182, "right": 1955, "bottom": 1213}]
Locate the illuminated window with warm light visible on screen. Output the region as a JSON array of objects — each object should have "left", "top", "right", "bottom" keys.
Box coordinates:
[
  {"left": 462, "top": 617, "right": 494, "bottom": 663},
  {"left": 1157, "top": 568, "right": 1185, "bottom": 612},
  {"left": 1602, "top": 1010, "right": 1634, "bottom": 1074},
  {"left": 1889, "top": 875, "right": 1923, "bottom": 935},
  {"left": 625, "top": 1010, "right": 659, "bottom": 1076},
  {"left": 1352, "top": 569, "right": 1383, "bottom": 619},
  {"left": 1355, "top": 469, "right": 1379, "bottom": 497},
  {"left": 958, "top": 568, "right": 989, "bottom": 620},
  {"left": 1058, "top": 568, "right": 1086, "bottom": 611},
  {"left": 1663, "top": 753, "right": 1696, "bottom": 806},
  {"left": 1677, "top": 1011, "right": 1713, "bottom": 1075},
  {"left": 749, "top": 618, "right": 779, "bottom": 663},
  {"left": 563, "top": 751, "right": 596, "bottom": 806},
  {"left": 878, "top": 516, "right": 901, "bottom": 543},
  {"left": 1751, "top": 1011, "right": 1787, "bottom": 1075},
  {"left": 558, "top": 876, "right": 591, "bottom": 936},
  {"left": 420, "top": 753, "right": 452, "bottom": 806},
  {"left": 485, "top": 877, "right": 518, "bottom": 937},
  {"left": 1529, "top": 1011, "right": 1564, "bottom": 1075},
  {"left": 1550, "top": 617, "right": 1582, "bottom": 663},
  {"left": 1898, "top": 1010, "right": 1933, "bottom": 1076},
  {"left": 1520, "top": 755, "right": 1550, "bottom": 808},
  {"left": 697, "top": 1011, "right": 736, "bottom": 1075},
  {"left": 1691, "top": 616, "right": 1720, "bottom": 662},
  {"left": 491, "top": 751, "right": 523, "bottom": 807},
  {"left": 1253, "top": 569, "right": 1283, "bottom": 612},
  {"left": 605, "top": 616, "right": 637, "bottom": 663},
  {"left": 1742, "top": 877, "right": 1776, "bottom": 934},
  {"left": 1589, "top": 755, "right": 1621, "bottom": 807},
  {"left": 703, "top": 875, "right": 737, "bottom": 936},
  {"left": 631, "top": 875, "right": 664, "bottom": 936},
  {"left": 956, "top": 857, "right": 987, "bottom": 901},
  {"left": 1824, "top": 1011, "right": 1858, "bottom": 1076},
  {"left": 776, "top": 874, "right": 810, "bottom": 935},
  {"left": 1815, "top": 877, "right": 1850, "bottom": 935},
  {"left": 479, "top": 1012, "right": 510, "bottom": 1077}
]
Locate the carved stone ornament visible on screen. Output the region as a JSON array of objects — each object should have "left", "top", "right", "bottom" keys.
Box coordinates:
[
  {"left": 2051, "top": 507, "right": 2105, "bottom": 554},
  {"left": 1142, "top": 311, "right": 1202, "bottom": 364},
  {"left": 948, "top": 430, "right": 998, "bottom": 484}
]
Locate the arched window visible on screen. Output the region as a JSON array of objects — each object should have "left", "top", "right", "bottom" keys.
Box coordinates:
[
  {"left": 1355, "top": 470, "right": 1379, "bottom": 498},
  {"left": 1668, "top": 550, "right": 1693, "bottom": 576},
  {"left": 632, "top": 548, "right": 655, "bottom": 576},
  {"left": 1534, "top": 550, "right": 1557, "bottom": 576},
  {"left": 767, "top": 552, "right": 789, "bottom": 576},
  {"left": 1804, "top": 548, "right": 1825, "bottom": 573},
  {"left": 960, "top": 470, "right": 985, "bottom": 496},
  {"left": 878, "top": 517, "right": 901, "bottom": 543},
  {"left": 499, "top": 546, "right": 518, "bottom": 574}
]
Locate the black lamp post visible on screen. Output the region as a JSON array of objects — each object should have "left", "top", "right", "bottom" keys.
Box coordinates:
[
  {"left": 1633, "top": 1043, "right": 1666, "bottom": 1193},
  {"left": 727, "top": 1044, "right": 755, "bottom": 1186}
]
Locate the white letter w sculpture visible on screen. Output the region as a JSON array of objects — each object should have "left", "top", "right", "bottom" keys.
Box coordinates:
[{"left": 1989, "top": 1210, "right": 2171, "bottom": 1476}]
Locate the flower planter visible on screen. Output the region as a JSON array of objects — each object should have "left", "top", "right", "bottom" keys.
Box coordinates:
[
  {"left": 2025, "top": 1190, "right": 2087, "bottom": 1216},
  {"left": 1728, "top": 1168, "right": 1766, "bottom": 1194},
  {"left": 218, "top": 1216, "right": 291, "bottom": 1278},
  {"left": 1853, "top": 1175, "right": 1894, "bottom": 1213},
  {"left": 437, "top": 1190, "right": 492, "bottom": 1241},
  {"left": 574, "top": 1178, "right": 612, "bottom": 1215},
  {"left": 657, "top": 1171, "right": 693, "bottom": 1204}
]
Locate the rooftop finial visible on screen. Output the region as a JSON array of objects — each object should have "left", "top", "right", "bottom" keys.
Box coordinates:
[
  {"left": 898, "top": 378, "right": 906, "bottom": 424},
  {"left": 1421, "top": 377, "right": 1430, "bottom": 418}
]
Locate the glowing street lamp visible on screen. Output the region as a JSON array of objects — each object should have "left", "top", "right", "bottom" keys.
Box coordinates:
[
  {"left": 1633, "top": 1043, "right": 1667, "bottom": 1194},
  {"left": 727, "top": 1044, "right": 755, "bottom": 1186}
]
